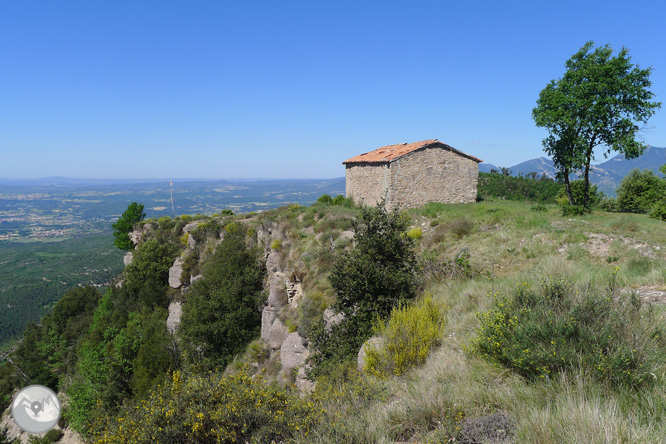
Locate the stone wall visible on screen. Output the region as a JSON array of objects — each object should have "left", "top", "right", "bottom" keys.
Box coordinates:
[
  {"left": 386, "top": 147, "right": 478, "bottom": 208},
  {"left": 345, "top": 163, "right": 390, "bottom": 206}
]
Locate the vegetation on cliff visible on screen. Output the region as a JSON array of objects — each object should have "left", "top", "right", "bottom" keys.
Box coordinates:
[{"left": 2, "top": 192, "right": 666, "bottom": 442}]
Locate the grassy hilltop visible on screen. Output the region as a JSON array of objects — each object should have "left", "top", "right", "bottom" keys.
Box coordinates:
[{"left": 2, "top": 197, "right": 666, "bottom": 443}]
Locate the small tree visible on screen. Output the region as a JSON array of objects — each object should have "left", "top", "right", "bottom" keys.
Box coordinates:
[
  {"left": 180, "top": 224, "right": 265, "bottom": 367},
  {"left": 112, "top": 202, "right": 146, "bottom": 250},
  {"left": 533, "top": 41, "right": 661, "bottom": 207},
  {"left": 310, "top": 201, "right": 417, "bottom": 370}
]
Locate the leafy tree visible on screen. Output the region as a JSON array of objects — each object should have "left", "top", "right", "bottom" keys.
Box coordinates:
[
  {"left": 180, "top": 224, "right": 265, "bottom": 367},
  {"left": 533, "top": 41, "right": 661, "bottom": 207},
  {"left": 112, "top": 202, "right": 146, "bottom": 250},
  {"left": 124, "top": 238, "right": 178, "bottom": 308},
  {"left": 616, "top": 169, "right": 666, "bottom": 213},
  {"left": 310, "top": 201, "right": 417, "bottom": 371}
]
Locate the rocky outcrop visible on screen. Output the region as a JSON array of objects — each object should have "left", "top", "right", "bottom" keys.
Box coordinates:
[
  {"left": 295, "top": 366, "right": 315, "bottom": 394},
  {"left": 183, "top": 222, "right": 199, "bottom": 248},
  {"left": 281, "top": 332, "right": 310, "bottom": 373},
  {"left": 261, "top": 306, "right": 278, "bottom": 342},
  {"left": 357, "top": 336, "right": 383, "bottom": 372},
  {"left": 168, "top": 257, "right": 184, "bottom": 289},
  {"left": 167, "top": 301, "right": 182, "bottom": 334},
  {"left": 129, "top": 229, "right": 142, "bottom": 248},
  {"left": 123, "top": 252, "right": 133, "bottom": 266},
  {"left": 1, "top": 410, "right": 83, "bottom": 444},
  {"left": 265, "top": 250, "right": 280, "bottom": 274},
  {"left": 268, "top": 318, "right": 289, "bottom": 351},
  {"left": 286, "top": 278, "right": 303, "bottom": 307},
  {"left": 267, "top": 272, "right": 287, "bottom": 308}
]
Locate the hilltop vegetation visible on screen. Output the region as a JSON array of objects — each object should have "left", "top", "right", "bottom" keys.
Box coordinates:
[{"left": 2, "top": 194, "right": 666, "bottom": 443}]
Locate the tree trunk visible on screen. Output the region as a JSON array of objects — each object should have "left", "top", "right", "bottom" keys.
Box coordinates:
[
  {"left": 583, "top": 138, "right": 595, "bottom": 208},
  {"left": 563, "top": 167, "right": 574, "bottom": 205}
]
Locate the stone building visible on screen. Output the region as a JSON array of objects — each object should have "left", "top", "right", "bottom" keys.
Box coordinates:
[{"left": 342, "top": 139, "right": 482, "bottom": 208}]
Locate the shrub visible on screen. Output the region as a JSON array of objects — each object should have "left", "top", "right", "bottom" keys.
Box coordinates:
[
  {"left": 221, "top": 208, "right": 234, "bottom": 215},
  {"left": 530, "top": 203, "right": 548, "bottom": 212},
  {"left": 559, "top": 179, "right": 603, "bottom": 207},
  {"left": 467, "top": 275, "right": 666, "bottom": 388},
  {"left": 650, "top": 199, "right": 666, "bottom": 221},
  {"left": 406, "top": 227, "right": 423, "bottom": 240},
  {"left": 598, "top": 197, "right": 618, "bottom": 212},
  {"left": 309, "top": 201, "right": 418, "bottom": 373},
  {"left": 616, "top": 169, "right": 666, "bottom": 213},
  {"left": 449, "top": 218, "right": 475, "bottom": 238},
  {"left": 94, "top": 370, "right": 319, "bottom": 444},
  {"left": 271, "top": 239, "right": 282, "bottom": 250},
  {"left": 364, "top": 295, "right": 446, "bottom": 377},
  {"left": 560, "top": 203, "right": 591, "bottom": 216}
]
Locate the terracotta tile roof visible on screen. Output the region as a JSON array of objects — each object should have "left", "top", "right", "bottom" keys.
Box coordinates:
[{"left": 342, "top": 139, "right": 483, "bottom": 165}]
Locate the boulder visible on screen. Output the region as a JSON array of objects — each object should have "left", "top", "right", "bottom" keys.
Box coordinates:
[
  {"left": 269, "top": 317, "right": 289, "bottom": 351},
  {"left": 183, "top": 222, "right": 199, "bottom": 234},
  {"left": 123, "top": 252, "right": 133, "bottom": 266},
  {"left": 295, "top": 366, "right": 315, "bottom": 395},
  {"left": 323, "top": 307, "right": 344, "bottom": 333},
  {"left": 339, "top": 230, "right": 355, "bottom": 239},
  {"left": 190, "top": 274, "right": 203, "bottom": 284},
  {"left": 129, "top": 229, "right": 142, "bottom": 248},
  {"left": 280, "top": 332, "right": 310, "bottom": 373},
  {"left": 261, "top": 306, "right": 278, "bottom": 342},
  {"left": 168, "top": 257, "right": 185, "bottom": 289},
  {"left": 267, "top": 272, "right": 287, "bottom": 307},
  {"left": 266, "top": 250, "right": 280, "bottom": 273},
  {"left": 166, "top": 301, "right": 182, "bottom": 334},
  {"left": 357, "top": 336, "right": 383, "bottom": 372},
  {"left": 142, "top": 222, "right": 155, "bottom": 232}
]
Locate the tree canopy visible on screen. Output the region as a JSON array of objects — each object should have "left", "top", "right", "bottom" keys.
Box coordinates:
[
  {"left": 112, "top": 202, "right": 146, "bottom": 250},
  {"left": 532, "top": 41, "right": 661, "bottom": 208}
]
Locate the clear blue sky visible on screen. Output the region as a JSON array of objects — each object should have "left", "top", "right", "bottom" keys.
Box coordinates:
[{"left": 2, "top": 0, "right": 665, "bottom": 179}]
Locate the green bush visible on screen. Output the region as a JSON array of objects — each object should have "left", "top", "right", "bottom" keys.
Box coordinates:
[
  {"left": 559, "top": 179, "right": 603, "bottom": 207},
  {"left": 364, "top": 295, "right": 446, "bottom": 377},
  {"left": 650, "top": 199, "right": 666, "bottom": 221},
  {"left": 467, "top": 275, "right": 666, "bottom": 388},
  {"left": 406, "top": 227, "right": 423, "bottom": 240},
  {"left": 94, "top": 370, "right": 319, "bottom": 444},
  {"left": 598, "top": 197, "right": 618, "bottom": 212},
  {"left": 309, "top": 201, "right": 418, "bottom": 373},
  {"left": 180, "top": 224, "right": 265, "bottom": 368},
  {"left": 560, "top": 202, "right": 591, "bottom": 216},
  {"left": 449, "top": 218, "right": 475, "bottom": 238},
  {"left": 271, "top": 239, "right": 282, "bottom": 250},
  {"left": 616, "top": 169, "right": 666, "bottom": 213},
  {"left": 477, "top": 172, "right": 562, "bottom": 203}
]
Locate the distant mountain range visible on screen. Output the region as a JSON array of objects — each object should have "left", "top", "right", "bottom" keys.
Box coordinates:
[{"left": 480, "top": 145, "right": 666, "bottom": 196}]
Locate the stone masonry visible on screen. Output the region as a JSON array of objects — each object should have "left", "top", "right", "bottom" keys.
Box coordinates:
[{"left": 343, "top": 139, "right": 482, "bottom": 209}]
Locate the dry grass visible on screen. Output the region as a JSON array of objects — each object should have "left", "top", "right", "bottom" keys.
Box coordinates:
[{"left": 290, "top": 201, "right": 666, "bottom": 443}]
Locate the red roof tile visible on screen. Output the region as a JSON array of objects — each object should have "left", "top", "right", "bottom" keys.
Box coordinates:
[{"left": 342, "top": 139, "right": 482, "bottom": 165}]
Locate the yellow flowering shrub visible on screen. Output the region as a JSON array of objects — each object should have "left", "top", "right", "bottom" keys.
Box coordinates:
[
  {"left": 364, "top": 295, "right": 446, "bottom": 377},
  {"left": 93, "top": 370, "right": 319, "bottom": 443}
]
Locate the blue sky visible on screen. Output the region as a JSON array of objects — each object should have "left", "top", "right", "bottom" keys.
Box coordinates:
[{"left": 2, "top": 1, "right": 665, "bottom": 179}]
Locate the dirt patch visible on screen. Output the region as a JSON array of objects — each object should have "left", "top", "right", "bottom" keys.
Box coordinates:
[
  {"left": 570, "top": 233, "right": 662, "bottom": 259},
  {"left": 622, "top": 285, "right": 666, "bottom": 305}
]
